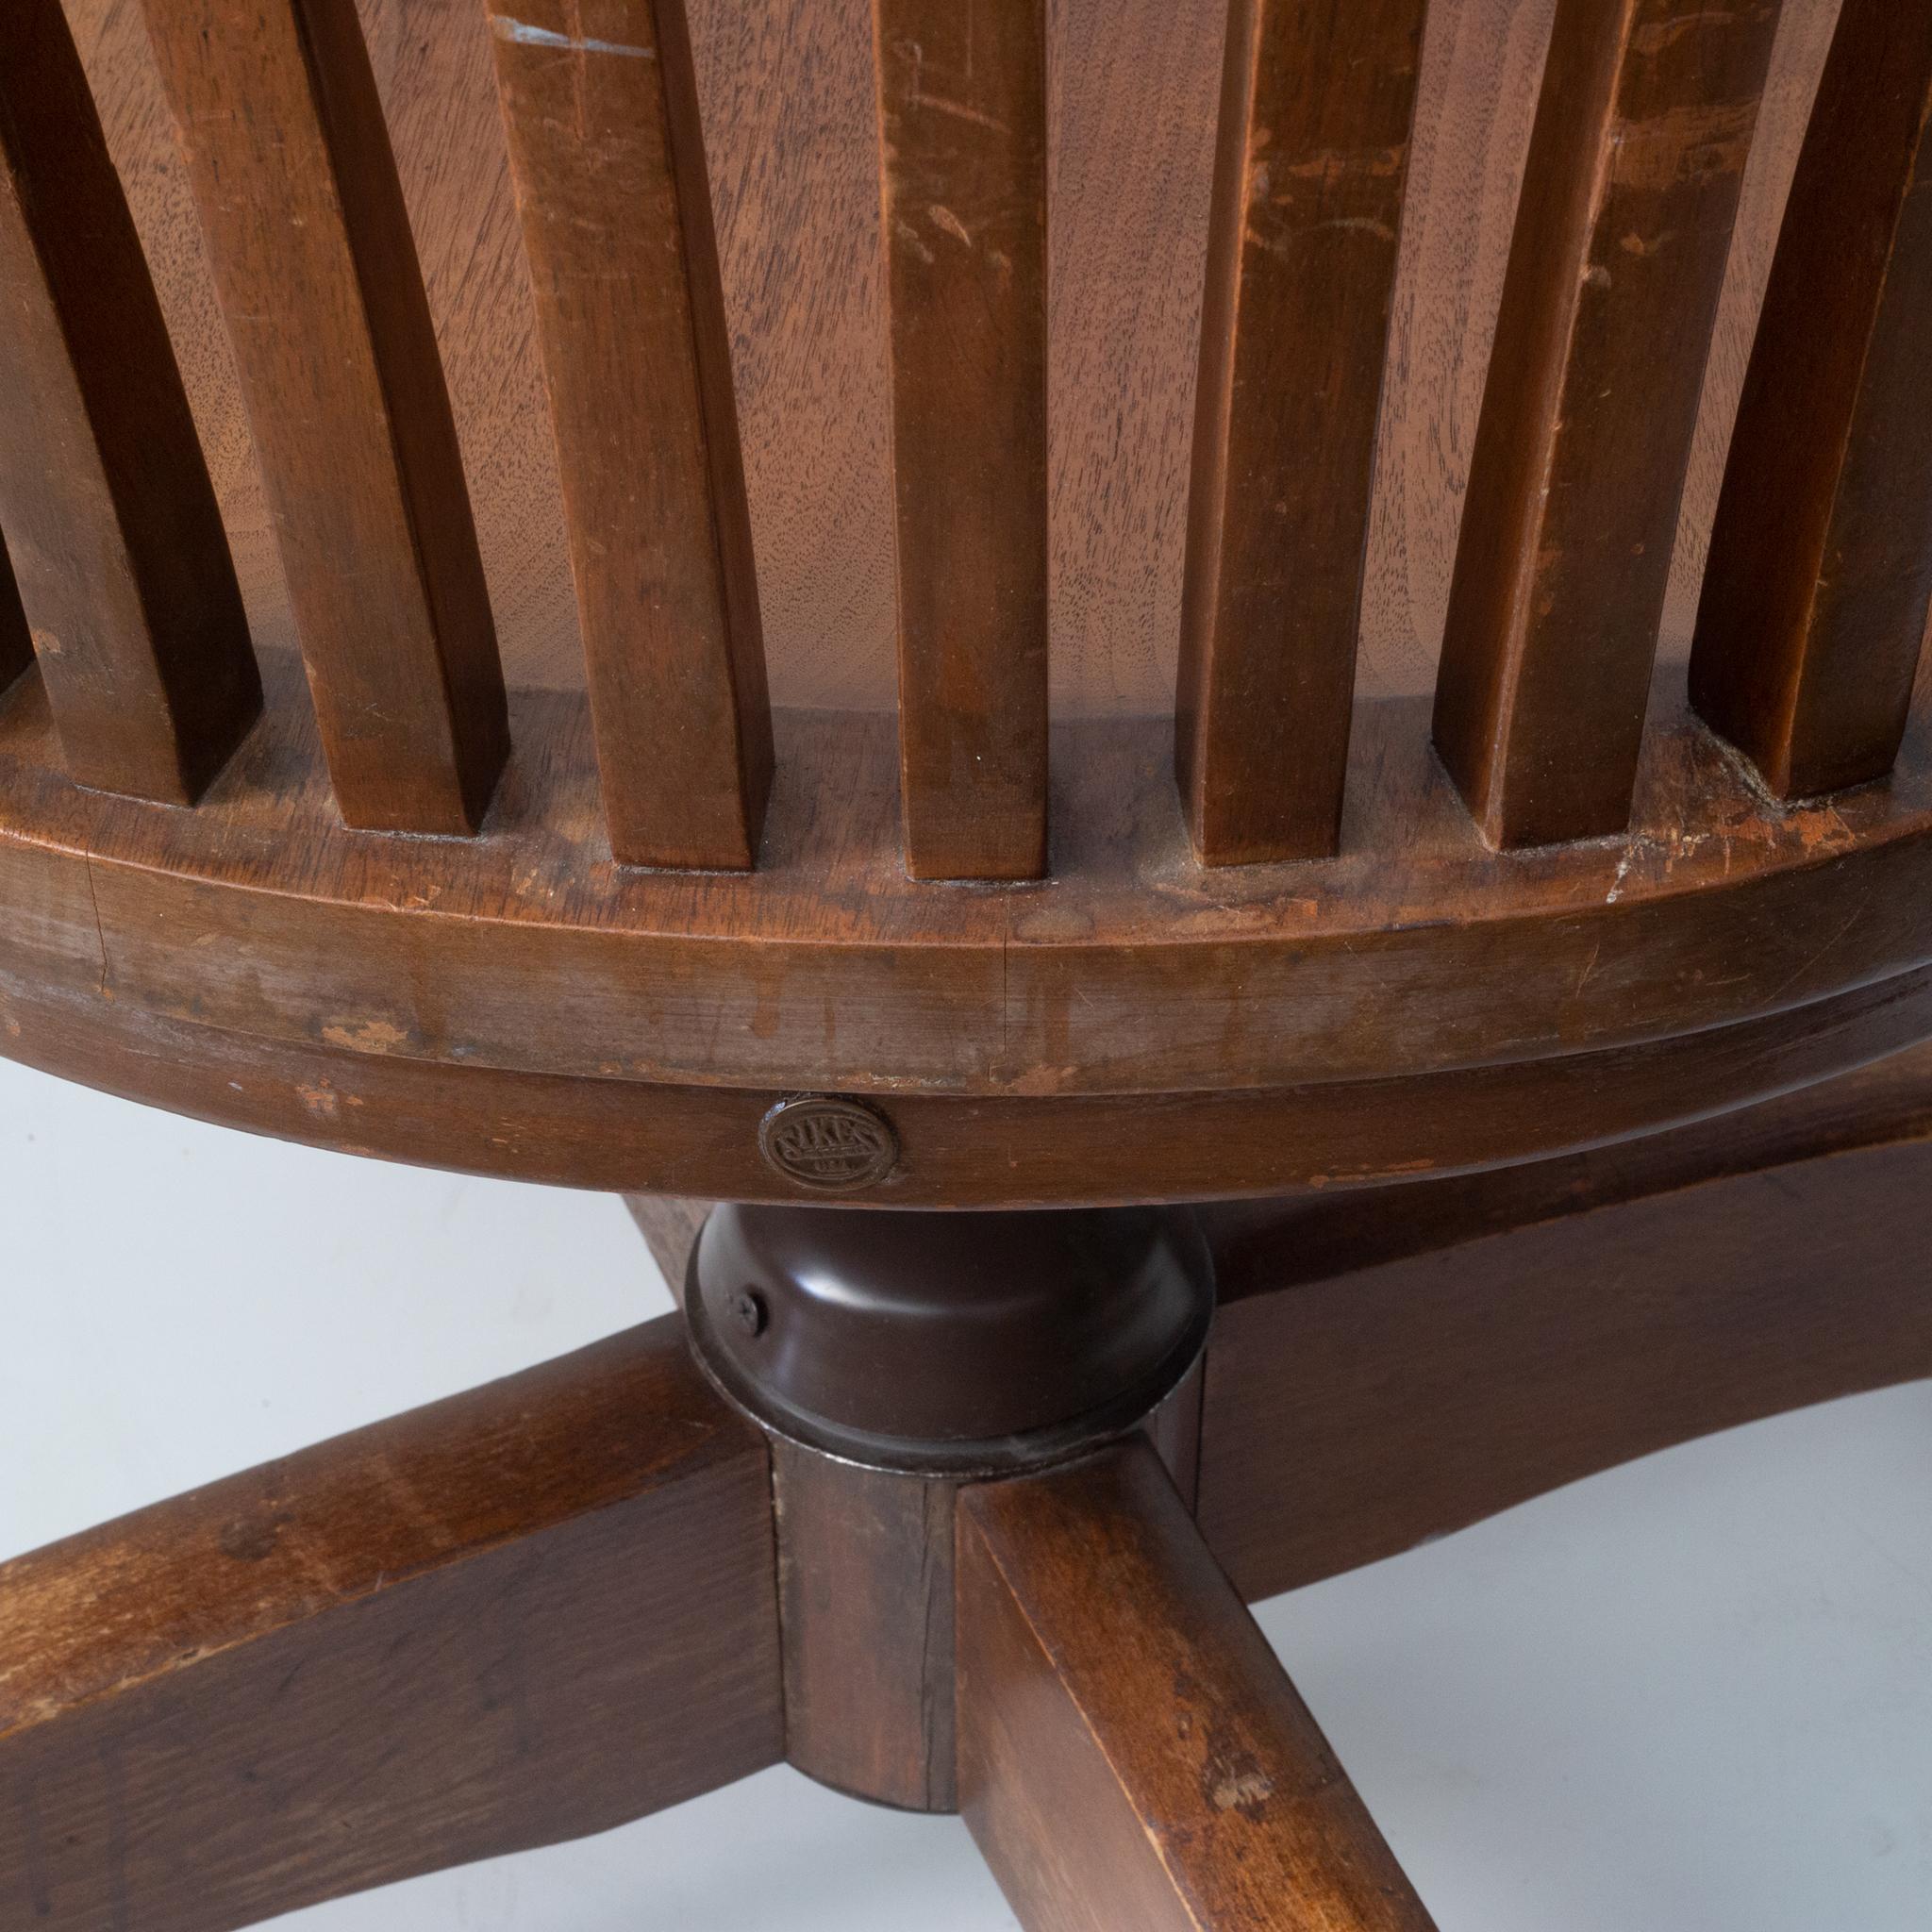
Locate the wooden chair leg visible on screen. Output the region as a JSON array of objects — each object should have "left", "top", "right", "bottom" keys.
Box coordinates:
[
  {"left": 0, "top": 1317, "right": 781, "bottom": 1931},
  {"left": 1196, "top": 1128, "right": 1932, "bottom": 1603},
  {"left": 20, "top": 1122, "right": 1924, "bottom": 1927},
  {"left": 624, "top": 1191, "right": 710, "bottom": 1302},
  {"left": 957, "top": 1439, "right": 1435, "bottom": 1932}
]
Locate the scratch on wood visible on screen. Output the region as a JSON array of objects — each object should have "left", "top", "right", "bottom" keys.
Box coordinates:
[
  {"left": 320, "top": 1017, "right": 410, "bottom": 1054},
  {"left": 928, "top": 204, "right": 973, "bottom": 247},
  {"left": 908, "top": 91, "right": 1010, "bottom": 136},
  {"left": 1316, "top": 215, "right": 1397, "bottom": 242},
  {"left": 490, "top": 15, "right": 655, "bottom": 58},
  {"left": 1281, "top": 144, "right": 1406, "bottom": 182},
  {"left": 892, "top": 215, "right": 936, "bottom": 265},
  {"left": 1609, "top": 97, "right": 1758, "bottom": 188},
  {"left": 1631, "top": 10, "right": 1737, "bottom": 58},
  {"left": 1210, "top": 1768, "right": 1275, "bottom": 1814}
]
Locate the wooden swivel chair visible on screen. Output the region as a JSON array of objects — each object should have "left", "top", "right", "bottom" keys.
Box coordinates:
[{"left": 5, "top": 0, "right": 1932, "bottom": 1924}]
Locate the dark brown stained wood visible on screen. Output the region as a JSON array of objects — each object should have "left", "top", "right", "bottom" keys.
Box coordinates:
[
  {"left": 5, "top": 712, "right": 1932, "bottom": 1208},
  {"left": 958, "top": 1441, "right": 1437, "bottom": 1931},
  {"left": 766, "top": 1426, "right": 1212, "bottom": 1819},
  {"left": 709, "top": 1205, "right": 1210, "bottom": 1816},
  {"left": 1145, "top": 1357, "right": 1208, "bottom": 1516},
  {"left": 874, "top": 0, "right": 1049, "bottom": 879},
  {"left": 771, "top": 1439, "right": 959, "bottom": 1812},
  {"left": 7, "top": 651, "right": 1932, "bottom": 1115},
  {"left": 12, "top": 12, "right": 1932, "bottom": 1921},
  {"left": 0, "top": 1317, "right": 781, "bottom": 1930},
  {"left": 625, "top": 1192, "right": 712, "bottom": 1301},
  {"left": 0, "top": 0, "right": 259, "bottom": 805},
  {"left": 55, "top": 4, "right": 1807, "bottom": 723},
  {"left": 3, "top": 666, "right": 1931, "bottom": 1174},
  {"left": 5, "top": 898, "right": 1931, "bottom": 1208},
  {"left": 1432, "top": 0, "right": 1783, "bottom": 849},
  {"left": 488, "top": 0, "right": 774, "bottom": 869},
  {"left": 1201, "top": 1037, "right": 1932, "bottom": 1301},
  {"left": 69, "top": 0, "right": 1846, "bottom": 716},
  {"left": 1690, "top": 0, "right": 1932, "bottom": 801},
  {"left": 1198, "top": 1132, "right": 1932, "bottom": 1606},
  {"left": 1176, "top": 0, "right": 1426, "bottom": 865},
  {"left": 136, "top": 0, "right": 508, "bottom": 834},
  {"left": 0, "top": 545, "right": 33, "bottom": 701},
  {"left": 1, "top": 25, "right": 1931, "bottom": 1210}
]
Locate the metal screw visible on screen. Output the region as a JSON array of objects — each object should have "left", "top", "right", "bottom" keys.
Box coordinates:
[{"left": 729, "top": 1289, "right": 769, "bottom": 1339}]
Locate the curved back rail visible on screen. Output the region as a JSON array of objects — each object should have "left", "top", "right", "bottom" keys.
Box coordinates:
[{"left": 0, "top": 0, "right": 1929, "bottom": 1203}]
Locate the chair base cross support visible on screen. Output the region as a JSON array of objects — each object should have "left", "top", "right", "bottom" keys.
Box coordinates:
[
  {"left": 15, "top": 1092, "right": 1932, "bottom": 1931},
  {"left": 0, "top": 1200, "right": 1436, "bottom": 1932}
]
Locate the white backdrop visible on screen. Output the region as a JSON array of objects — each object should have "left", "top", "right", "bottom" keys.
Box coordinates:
[{"left": 3, "top": 1052, "right": 1928, "bottom": 1930}]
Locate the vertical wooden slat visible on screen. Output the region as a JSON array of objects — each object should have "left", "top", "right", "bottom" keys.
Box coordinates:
[
  {"left": 488, "top": 2, "right": 773, "bottom": 871},
  {"left": 1690, "top": 0, "right": 1932, "bottom": 802},
  {"left": 0, "top": 1, "right": 260, "bottom": 805},
  {"left": 624, "top": 1192, "right": 711, "bottom": 1301},
  {"left": 873, "top": 0, "right": 1049, "bottom": 881},
  {"left": 137, "top": 0, "right": 508, "bottom": 835},
  {"left": 1175, "top": 0, "right": 1426, "bottom": 867},
  {"left": 958, "top": 1441, "right": 1438, "bottom": 1932},
  {"left": 1431, "top": 0, "right": 1783, "bottom": 850},
  {"left": 0, "top": 547, "right": 34, "bottom": 704}
]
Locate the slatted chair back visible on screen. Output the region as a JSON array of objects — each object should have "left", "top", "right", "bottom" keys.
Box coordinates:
[
  {"left": 0, "top": 0, "right": 1928, "bottom": 1209},
  {"left": 8, "top": 0, "right": 1923, "bottom": 871}
]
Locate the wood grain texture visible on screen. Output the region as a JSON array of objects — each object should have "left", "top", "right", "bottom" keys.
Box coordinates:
[
  {"left": 874, "top": 0, "right": 1049, "bottom": 877},
  {"left": 0, "top": 1317, "right": 781, "bottom": 1929},
  {"left": 625, "top": 1192, "right": 711, "bottom": 1300},
  {"left": 2, "top": 1, "right": 1921, "bottom": 1210},
  {"left": 958, "top": 1441, "right": 1437, "bottom": 1932},
  {"left": 1176, "top": 0, "right": 1425, "bottom": 864},
  {"left": 1199, "top": 1132, "right": 1932, "bottom": 1604},
  {"left": 1690, "top": 0, "right": 1932, "bottom": 800},
  {"left": 60, "top": 0, "right": 1845, "bottom": 717},
  {"left": 5, "top": 651, "right": 1932, "bottom": 1111},
  {"left": 772, "top": 1440, "right": 958, "bottom": 1812},
  {"left": 0, "top": 0, "right": 259, "bottom": 805},
  {"left": 489, "top": 0, "right": 773, "bottom": 868},
  {"left": 0, "top": 657, "right": 1928, "bottom": 1217},
  {"left": 739, "top": 1195, "right": 1209, "bottom": 1816},
  {"left": 5, "top": 869, "right": 1931, "bottom": 1208},
  {"left": 0, "top": 552, "right": 31, "bottom": 703},
  {"left": 137, "top": 0, "right": 508, "bottom": 833},
  {"left": 1201, "top": 1036, "right": 1932, "bottom": 1300},
  {"left": 1432, "top": 0, "right": 1783, "bottom": 847}
]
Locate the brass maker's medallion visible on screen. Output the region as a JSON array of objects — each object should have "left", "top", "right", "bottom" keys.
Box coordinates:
[{"left": 758, "top": 1094, "right": 899, "bottom": 1192}]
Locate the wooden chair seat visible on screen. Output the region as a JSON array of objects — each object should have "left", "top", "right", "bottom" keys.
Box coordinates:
[
  {"left": 6, "top": 0, "right": 1932, "bottom": 1925},
  {"left": 8, "top": 650, "right": 1932, "bottom": 1205}
]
